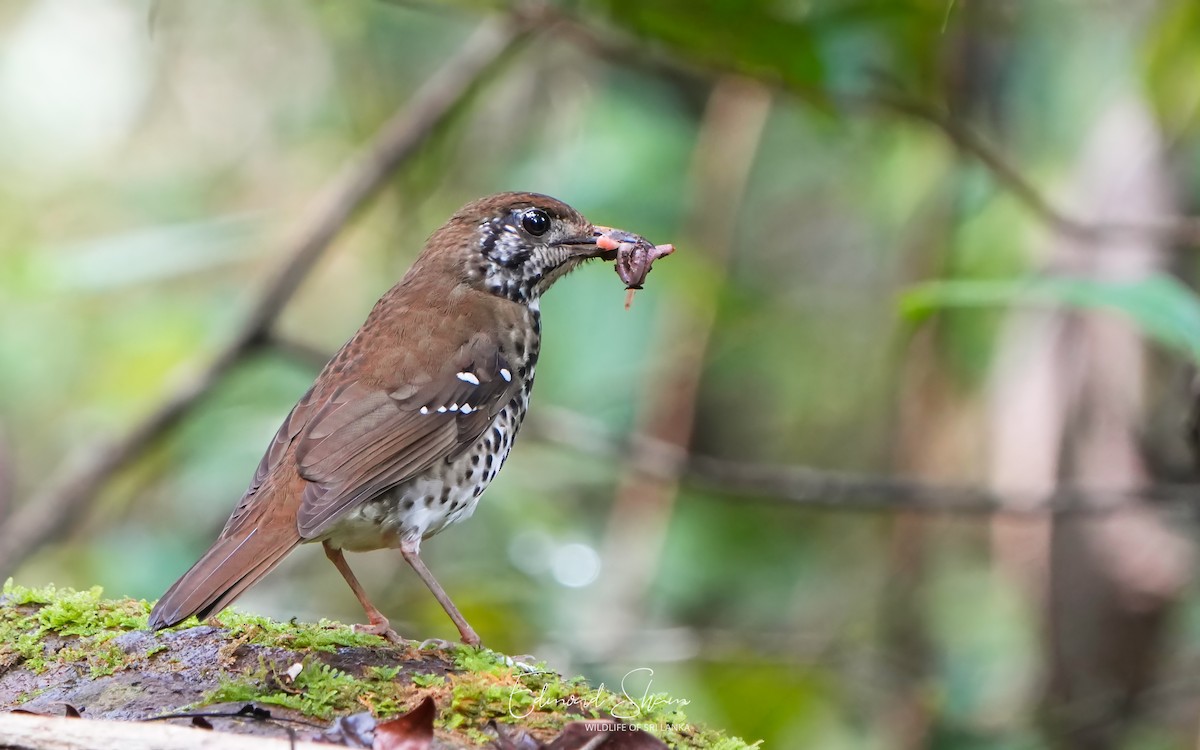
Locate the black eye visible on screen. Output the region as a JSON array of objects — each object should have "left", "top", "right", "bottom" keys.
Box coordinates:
[{"left": 520, "top": 208, "right": 551, "bottom": 237}]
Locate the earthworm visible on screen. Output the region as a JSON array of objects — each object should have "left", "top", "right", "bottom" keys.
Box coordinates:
[{"left": 595, "top": 229, "right": 675, "bottom": 309}]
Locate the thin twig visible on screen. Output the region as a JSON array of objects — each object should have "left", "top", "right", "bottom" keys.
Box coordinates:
[
  {"left": 527, "top": 407, "right": 1200, "bottom": 517},
  {"left": 855, "top": 92, "right": 1200, "bottom": 245},
  {"left": 0, "top": 17, "right": 531, "bottom": 577}
]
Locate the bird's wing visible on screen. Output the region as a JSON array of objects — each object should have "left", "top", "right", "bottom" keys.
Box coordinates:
[{"left": 291, "top": 334, "right": 522, "bottom": 539}]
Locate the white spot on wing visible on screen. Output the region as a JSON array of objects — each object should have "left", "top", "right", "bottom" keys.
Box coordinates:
[
  {"left": 460, "top": 404, "right": 473, "bottom": 414},
  {"left": 419, "top": 406, "right": 430, "bottom": 415},
  {"left": 499, "top": 368, "right": 512, "bottom": 382},
  {"left": 456, "top": 372, "right": 480, "bottom": 385},
  {"left": 436, "top": 406, "right": 447, "bottom": 413}
]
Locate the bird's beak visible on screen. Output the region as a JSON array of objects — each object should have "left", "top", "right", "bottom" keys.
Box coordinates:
[{"left": 552, "top": 225, "right": 633, "bottom": 259}]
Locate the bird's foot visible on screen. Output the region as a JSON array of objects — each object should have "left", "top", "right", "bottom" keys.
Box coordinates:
[
  {"left": 417, "top": 637, "right": 457, "bottom": 651},
  {"left": 351, "top": 617, "right": 404, "bottom": 644}
]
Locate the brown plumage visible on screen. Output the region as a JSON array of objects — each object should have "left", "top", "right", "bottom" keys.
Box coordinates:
[{"left": 148, "top": 192, "right": 645, "bottom": 645}]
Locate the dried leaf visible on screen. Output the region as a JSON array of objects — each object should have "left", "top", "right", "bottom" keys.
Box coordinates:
[
  {"left": 374, "top": 695, "right": 435, "bottom": 750},
  {"left": 10, "top": 704, "right": 84, "bottom": 719}
]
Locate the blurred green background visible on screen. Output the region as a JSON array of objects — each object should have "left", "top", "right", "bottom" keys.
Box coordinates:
[{"left": 6, "top": 0, "right": 1200, "bottom": 747}]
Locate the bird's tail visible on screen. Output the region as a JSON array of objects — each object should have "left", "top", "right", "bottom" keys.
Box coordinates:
[{"left": 148, "top": 525, "right": 300, "bottom": 629}]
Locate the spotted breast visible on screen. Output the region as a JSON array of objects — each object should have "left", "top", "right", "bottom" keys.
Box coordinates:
[{"left": 321, "top": 318, "right": 539, "bottom": 552}]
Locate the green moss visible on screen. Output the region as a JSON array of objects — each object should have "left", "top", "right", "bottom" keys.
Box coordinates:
[
  {"left": 14, "top": 687, "right": 48, "bottom": 703},
  {"left": 463, "top": 726, "right": 494, "bottom": 744},
  {"left": 208, "top": 673, "right": 270, "bottom": 704},
  {"left": 368, "top": 665, "right": 402, "bottom": 681},
  {"left": 1, "top": 582, "right": 757, "bottom": 748},
  {"left": 200, "top": 659, "right": 376, "bottom": 719},
  {"left": 1, "top": 581, "right": 155, "bottom": 679},
  {"left": 4, "top": 629, "right": 49, "bottom": 672},
  {"left": 1, "top": 580, "right": 56, "bottom": 606},
  {"left": 212, "top": 609, "right": 385, "bottom": 651},
  {"left": 2, "top": 579, "right": 149, "bottom": 636},
  {"left": 88, "top": 642, "right": 129, "bottom": 678},
  {"left": 35, "top": 586, "right": 148, "bottom": 635},
  {"left": 55, "top": 641, "right": 129, "bottom": 678},
  {"left": 361, "top": 690, "right": 408, "bottom": 718},
  {"left": 449, "top": 644, "right": 514, "bottom": 675},
  {"left": 289, "top": 662, "right": 363, "bottom": 717},
  {"left": 145, "top": 643, "right": 168, "bottom": 658},
  {"left": 411, "top": 672, "right": 445, "bottom": 688},
  {"left": 0, "top": 583, "right": 162, "bottom": 681}
]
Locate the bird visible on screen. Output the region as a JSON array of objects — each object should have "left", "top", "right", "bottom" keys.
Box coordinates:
[{"left": 148, "top": 192, "right": 646, "bottom": 646}]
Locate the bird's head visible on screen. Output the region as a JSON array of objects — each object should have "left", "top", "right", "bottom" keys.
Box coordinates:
[{"left": 417, "top": 192, "right": 628, "bottom": 305}]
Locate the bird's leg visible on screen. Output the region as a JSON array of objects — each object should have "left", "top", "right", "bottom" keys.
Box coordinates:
[
  {"left": 399, "top": 539, "right": 481, "bottom": 647},
  {"left": 322, "top": 542, "right": 402, "bottom": 644}
]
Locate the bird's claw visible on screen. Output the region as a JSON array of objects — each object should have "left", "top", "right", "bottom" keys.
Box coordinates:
[{"left": 351, "top": 620, "right": 404, "bottom": 644}]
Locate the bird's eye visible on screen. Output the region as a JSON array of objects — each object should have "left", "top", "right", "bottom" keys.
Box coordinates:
[{"left": 520, "top": 209, "right": 551, "bottom": 237}]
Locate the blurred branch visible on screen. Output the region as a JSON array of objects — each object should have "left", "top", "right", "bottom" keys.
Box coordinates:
[
  {"left": 0, "top": 16, "right": 531, "bottom": 577},
  {"left": 858, "top": 93, "right": 1200, "bottom": 245},
  {"left": 529, "top": 5, "right": 1200, "bottom": 247},
  {"left": 528, "top": 406, "right": 1200, "bottom": 516},
  {"left": 265, "top": 332, "right": 1200, "bottom": 517}
]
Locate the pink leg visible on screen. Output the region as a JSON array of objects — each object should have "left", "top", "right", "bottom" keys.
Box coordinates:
[
  {"left": 323, "top": 542, "right": 402, "bottom": 643},
  {"left": 399, "top": 539, "right": 481, "bottom": 647}
]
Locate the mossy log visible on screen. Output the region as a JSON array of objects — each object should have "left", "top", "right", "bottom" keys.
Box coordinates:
[{"left": 0, "top": 583, "right": 752, "bottom": 749}]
